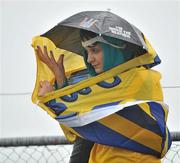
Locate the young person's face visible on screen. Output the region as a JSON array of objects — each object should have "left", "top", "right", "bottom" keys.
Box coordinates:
[{"left": 85, "top": 44, "right": 103, "bottom": 74}]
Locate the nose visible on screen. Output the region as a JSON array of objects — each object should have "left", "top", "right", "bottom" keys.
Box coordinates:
[{"left": 87, "top": 53, "right": 95, "bottom": 64}]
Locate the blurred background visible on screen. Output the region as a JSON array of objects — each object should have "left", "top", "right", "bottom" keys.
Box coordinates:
[{"left": 0, "top": 0, "right": 179, "bottom": 138}]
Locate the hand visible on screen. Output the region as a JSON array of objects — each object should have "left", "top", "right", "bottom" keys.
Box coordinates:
[
  {"left": 38, "top": 80, "right": 54, "bottom": 96},
  {"left": 36, "top": 46, "right": 65, "bottom": 88}
]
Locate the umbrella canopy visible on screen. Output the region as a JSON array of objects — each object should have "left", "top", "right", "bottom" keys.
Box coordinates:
[{"left": 41, "top": 11, "right": 148, "bottom": 56}]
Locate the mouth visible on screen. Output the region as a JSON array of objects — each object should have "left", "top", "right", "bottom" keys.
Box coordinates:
[{"left": 92, "top": 65, "right": 99, "bottom": 68}]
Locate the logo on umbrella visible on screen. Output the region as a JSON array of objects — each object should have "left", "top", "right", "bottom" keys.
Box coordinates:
[
  {"left": 109, "top": 26, "right": 131, "bottom": 38},
  {"left": 80, "top": 17, "right": 98, "bottom": 28}
]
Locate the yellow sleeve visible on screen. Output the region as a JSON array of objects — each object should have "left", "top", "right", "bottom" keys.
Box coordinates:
[{"left": 60, "top": 124, "right": 77, "bottom": 142}]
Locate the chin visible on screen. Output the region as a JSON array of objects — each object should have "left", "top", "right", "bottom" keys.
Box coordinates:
[{"left": 95, "top": 68, "right": 103, "bottom": 74}]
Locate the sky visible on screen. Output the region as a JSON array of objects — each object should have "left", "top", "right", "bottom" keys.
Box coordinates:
[{"left": 0, "top": 0, "right": 180, "bottom": 138}]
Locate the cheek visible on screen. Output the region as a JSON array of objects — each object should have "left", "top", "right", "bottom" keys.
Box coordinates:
[{"left": 97, "top": 52, "right": 103, "bottom": 65}]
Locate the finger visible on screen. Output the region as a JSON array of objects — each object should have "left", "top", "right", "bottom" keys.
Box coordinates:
[
  {"left": 58, "top": 54, "right": 65, "bottom": 73},
  {"left": 39, "top": 81, "right": 44, "bottom": 87},
  {"left": 36, "top": 46, "right": 43, "bottom": 57},
  {"left": 36, "top": 46, "right": 47, "bottom": 62},
  {"left": 36, "top": 46, "right": 44, "bottom": 54},
  {"left": 50, "top": 50, "right": 57, "bottom": 64},
  {"left": 43, "top": 46, "right": 50, "bottom": 59},
  {"left": 38, "top": 89, "right": 43, "bottom": 96},
  {"left": 57, "top": 54, "right": 64, "bottom": 66},
  {"left": 41, "top": 80, "right": 49, "bottom": 85},
  {"left": 44, "top": 80, "right": 51, "bottom": 85}
]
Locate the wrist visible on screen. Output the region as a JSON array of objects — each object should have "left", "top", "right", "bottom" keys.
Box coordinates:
[{"left": 54, "top": 78, "right": 68, "bottom": 89}]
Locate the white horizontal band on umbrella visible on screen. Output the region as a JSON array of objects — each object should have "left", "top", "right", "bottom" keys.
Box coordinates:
[{"left": 81, "top": 35, "right": 126, "bottom": 49}]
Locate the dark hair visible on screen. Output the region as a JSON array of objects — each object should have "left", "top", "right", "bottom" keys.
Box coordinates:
[{"left": 79, "top": 29, "right": 98, "bottom": 42}]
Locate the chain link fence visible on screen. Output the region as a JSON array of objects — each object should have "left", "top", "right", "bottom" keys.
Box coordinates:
[
  {"left": 0, "top": 144, "right": 72, "bottom": 163},
  {"left": 0, "top": 132, "right": 179, "bottom": 163}
]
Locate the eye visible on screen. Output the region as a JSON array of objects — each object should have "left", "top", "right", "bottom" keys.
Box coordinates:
[
  {"left": 85, "top": 46, "right": 101, "bottom": 55},
  {"left": 92, "top": 47, "right": 100, "bottom": 54}
]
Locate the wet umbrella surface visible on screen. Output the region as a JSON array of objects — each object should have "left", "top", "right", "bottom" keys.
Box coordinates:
[{"left": 42, "top": 11, "right": 147, "bottom": 56}]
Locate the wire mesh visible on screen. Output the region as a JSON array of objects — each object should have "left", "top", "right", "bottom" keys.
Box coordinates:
[
  {"left": 0, "top": 144, "right": 73, "bottom": 163},
  {"left": 162, "top": 142, "right": 180, "bottom": 163},
  {"left": 0, "top": 134, "right": 180, "bottom": 163}
]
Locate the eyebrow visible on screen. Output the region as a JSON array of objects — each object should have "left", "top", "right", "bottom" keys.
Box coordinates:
[
  {"left": 86, "top": 46, "right": 101, "bottom": 53},
  {"left": 87, "top": 45, "right": 96, "bottom": 48}
]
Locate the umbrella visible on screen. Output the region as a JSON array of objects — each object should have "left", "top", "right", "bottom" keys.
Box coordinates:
[{"left": 41, "top": 11, "right": 148, "bottom": 56}]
